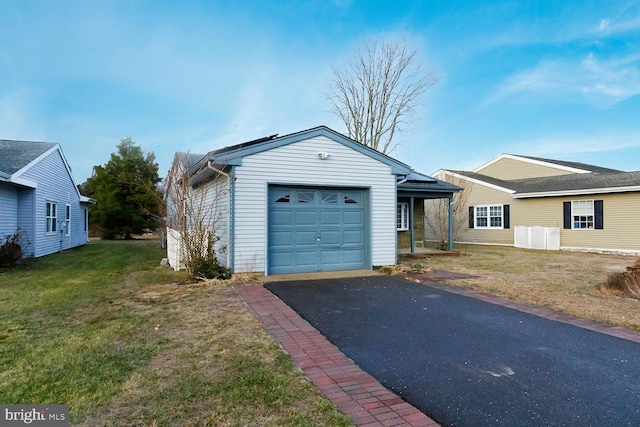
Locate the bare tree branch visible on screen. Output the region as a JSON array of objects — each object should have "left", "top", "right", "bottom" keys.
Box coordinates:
[
  {"left": 328, "top": 36, "right": 440, "bottom": 154},
  {"left": 164, "top": 153, "right": 229, "bottom": 279},
  {"left": 425, "top": 174, "right": 472, "bottom": 249}
]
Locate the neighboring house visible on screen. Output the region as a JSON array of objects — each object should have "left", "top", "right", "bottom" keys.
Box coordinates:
[
  {"left": 167, "top": 126, "right": 459, "bottom": 275},
  {"left": 429, "top": 153, "right": 640, "bottom": 254},
  {"left": 0, "top": 140, "right": 95, "bottom": 258}
]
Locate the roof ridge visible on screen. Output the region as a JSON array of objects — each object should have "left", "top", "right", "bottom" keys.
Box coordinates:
[{"left": 508, "top": 154, "right": 624, "bottom": 173}]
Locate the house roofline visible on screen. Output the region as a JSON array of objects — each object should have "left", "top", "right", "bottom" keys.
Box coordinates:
[
  {"left": 12, "top": 143, "right": 87, "bottom": 199},
  {"left": 473, "top": 154, "right": 591, "bottom": 175},
  {"left": 434, "top": 169, "right": 516, "bottom": 194},
  {"left": 513, "top": 185, "right": 640, "bottom": 198},
  {"left": 206, "top": 126, "right": 413, "bottom": 176}
]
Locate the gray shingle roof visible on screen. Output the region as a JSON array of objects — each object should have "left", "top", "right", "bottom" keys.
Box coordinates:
[
  {"left": 512, "top": 171, "right": 640, "bottom": 194},
  {"left": 511, "top": 154, "right": 624, "bottom": 174},
  {"left": 0, "top": 140, "right": 57, "bottom": 176},
  {"left": 398, "top": 171, "right": 461, "bottom": 194},
  {"left": 450, "top": 169, "right": 640, "bottom": 196},
  {"left": 449, "top": 171, "right": 517, "bottom": 191}
]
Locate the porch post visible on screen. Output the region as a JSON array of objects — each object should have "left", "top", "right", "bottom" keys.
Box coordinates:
[
  {"left": 410, "top": 196, "right": 415, "bottom": 254},
  {"left": 448, "top": 195, "right": 454, "bottom": 252}
]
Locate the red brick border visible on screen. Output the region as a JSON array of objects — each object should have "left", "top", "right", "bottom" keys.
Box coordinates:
[{"left": 236, "top": 283, "right": 439, "bottom": 427}]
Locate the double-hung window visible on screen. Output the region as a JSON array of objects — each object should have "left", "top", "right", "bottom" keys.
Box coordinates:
[
  {"left": 65, "top": 204, "right": 71, "bottom": 236},
  {"left": 397, "top": 203, "right": 409, "bottom": 231},
  {"left": 563, "top": 200, "right": 603, "bottom": 230},
  {"left": 46, "top": 201, "right": 57, "bottom": 233},
  {"left": 474, "top": 204, "right": 503, "bottom": 229},
  {"left": 572, "top": 200, "right": 594, "bottom": 229}
]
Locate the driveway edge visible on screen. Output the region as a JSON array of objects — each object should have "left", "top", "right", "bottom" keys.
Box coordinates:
[
  {"left": 236, "top": 283, "right": 439, "bottom": 427},
  {"left": 415, "top": 278, "right": 640, "bottom": 344}
]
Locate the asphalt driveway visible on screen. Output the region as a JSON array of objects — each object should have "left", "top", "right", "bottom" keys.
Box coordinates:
[{"left": 265, "top": 275, "right": 640, "bottom": 427}]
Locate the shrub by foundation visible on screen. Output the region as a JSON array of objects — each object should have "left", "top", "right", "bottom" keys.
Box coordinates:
[{"left": 0, "top": 232, "right": 23, "bottom": 268}]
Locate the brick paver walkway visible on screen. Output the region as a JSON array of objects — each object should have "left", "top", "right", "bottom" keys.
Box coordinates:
[{"left": 236, "top": 283, "right": 439, "bottom": 427}]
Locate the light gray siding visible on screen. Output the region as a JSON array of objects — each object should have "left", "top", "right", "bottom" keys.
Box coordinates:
[
  {"left": 232, "top": 135, "right": 397, "bottom": 274},
  {"left": 19, "top": 149, "right": 87, "bottom": 257},
  {"left": 0, "top": 182, "right": 18, "bottom": 239},
  {"left": 17, "top": 188, "right": 35, "bottom": 257},
  {"left": 193, "top": 174, "right": 230, "bottom": 267}
]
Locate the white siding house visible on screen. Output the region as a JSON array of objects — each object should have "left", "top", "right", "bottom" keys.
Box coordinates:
[{"left": 168, "top": 126, "right": 459, "bottom": 275}]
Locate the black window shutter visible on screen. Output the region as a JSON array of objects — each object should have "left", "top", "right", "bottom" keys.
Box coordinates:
[
  {"left": 503, "top": 205, "right": 510, "bottom": 229},
  {"left": 563, "top": 201, "right": 571, "bottom": 229},
  {"left": 468, "top": 206, "right": 474, "bottom": 229},
  {"left": 595, "top": 200, "right": 604, "bottom": 229}
]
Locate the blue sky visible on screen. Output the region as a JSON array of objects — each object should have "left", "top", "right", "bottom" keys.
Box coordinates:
[{"left": 1, "top": 0, "right": 639, "bottom": 183}]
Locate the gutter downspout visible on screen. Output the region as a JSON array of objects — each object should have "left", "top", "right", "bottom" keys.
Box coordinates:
[
  {"left": 448, "top": 196, "right": 454, "bottom": 252},
  {"left": 409, "top": 196, "right": 415, "bottom": 254},
  {"left": 207, "top": 161, "right": 233, "bottom": 271}
]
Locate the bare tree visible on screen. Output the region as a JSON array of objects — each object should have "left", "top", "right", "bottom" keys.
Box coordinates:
[
  {"left": 424, "top": 174, "right": 472, "bottom": 249},
  {"left": 164, "top": 153, "right": 230, "bottom": 279},
  {"left": 328, "top": 37, "right": 440, "bottom": 154}
]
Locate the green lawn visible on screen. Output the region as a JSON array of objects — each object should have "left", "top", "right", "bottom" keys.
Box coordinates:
[{"left": 0, "top": 239, "right": 351, "bottom": 426}]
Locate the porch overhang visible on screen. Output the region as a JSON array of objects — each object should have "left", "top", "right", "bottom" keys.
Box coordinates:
[{"left": 397, "top": 172, "right": 461, "bottom": 254}]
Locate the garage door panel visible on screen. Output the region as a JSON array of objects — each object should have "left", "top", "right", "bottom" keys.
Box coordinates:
[
  {"left": 343, "top": 211, "right": 363, "bottom": 225},
  {"left": 295, "top": 231, "right": 317, "bottom": 245},
  {"left": 295, "top": 211, "right": 318, "bottom": 226},
  {"left": 320, "top": 250, "right": 341, "bottom": 264},
  {"left": 320, "top": 211, "right": 341, "bottom": 225},
  {"left": 270, "top": 210, "right": 293, "bottom": 226},
  {"left": 269, "top": 186, "right": 367, "bottom": 274},
  {"left": 319, "top": 230, "right": 341, "bottom": 245},
  {"left": 296, "top": 251, "right": 317, "bottom": 266},
  {"left": 343, "top": 249, "right": 364, "bottom": 263},
  {"left": 270, "top": 231, "right": 293, "bottom": 246},
  {"left": 343, "top": 230, "right": 363, "bottom": 244},
  {"left": 270, "top": 252, "right": 293, "bottom": 269}
]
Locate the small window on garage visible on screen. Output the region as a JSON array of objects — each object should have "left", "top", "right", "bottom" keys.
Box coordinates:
[
  {"left": 297, "top": 192, "right": 315, "bottom": 203},
  {"left": 275, "top": 194, "right": 290, "bottom": 203},
  {"left": 321, "top": 192, "right": 338, "bottom": 204},
  {"left": 344, "top": 192, "right": 361, "bottom": 204}
]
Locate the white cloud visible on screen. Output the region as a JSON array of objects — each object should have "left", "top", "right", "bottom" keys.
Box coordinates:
[
  {"left": 597, "top": 18, "right": 611, "bottom": 32},
  {"left": 510, "top": 131, "right": 640, "bottom": 157},
  {"left": 595, "top": 3, "right": 640, "bottom": 35},
  {"left": 489, "top": 52, "right": 640, "bottom": 107}
]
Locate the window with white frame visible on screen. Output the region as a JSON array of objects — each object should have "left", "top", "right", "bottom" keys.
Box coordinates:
[
  {"left": 46, "top": 201, "right": 57, "bottom": 233},
  {"left": 572, "top": 200, "right": 594, "bottom": 229},
  {"left": 65, "top": 204, "right": 71, "bottom": 236},
  {"left": 475, "top": 204, "right": 503, "bottom": 229},
  {"left": 397, "top": 202, "right": 409, "bottom": 231}
]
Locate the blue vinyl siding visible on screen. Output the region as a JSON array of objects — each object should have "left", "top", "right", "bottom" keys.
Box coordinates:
[
  {"left": 19, "top": 148, "right": 88, "bottom": 257},
  {"left": 0, "top": 182, "right": 18, "bottom": 239},
  {"left": 17, "top": 188, "right": 35, "bottom": 257}
]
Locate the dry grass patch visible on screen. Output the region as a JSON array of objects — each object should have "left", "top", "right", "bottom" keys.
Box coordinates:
[
  {"left": 402, "top": 245, "right": 640, "bottom": 330},
  {"left": 1, "top": 239, "right": 350, "bottom": 426},
  {"left": 82, "top": 282, "right": 350, "bottom": 426}
]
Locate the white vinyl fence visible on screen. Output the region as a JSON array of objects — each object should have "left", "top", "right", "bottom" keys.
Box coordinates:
[
  {"left": 166, "top": 228, "right": 184, "bottom": 271},
  {"left": 514, "top": 226, "right": 560, "bottom": 250}
]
